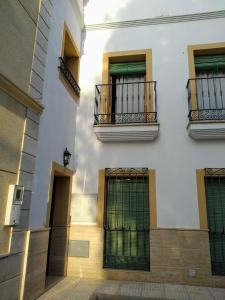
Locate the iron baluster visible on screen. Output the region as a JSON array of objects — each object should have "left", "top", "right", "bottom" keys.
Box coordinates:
[
  {"left": 219, "top": 77, "right": 223, "bottom": 108},
  {"left": 126, "top": 83, "right": 129, "bottom": 113},
  {"left": 201, "top": 78, "right": 204, "bottom": 109},
  {"left": 138, "top": 82, "right": 140, "bottom": 112},
  {"left": 58, "top": 57, "right": 80, "bottom": 97},
  {"left": 213, "top": 77, "right": 218, "bottom": 109},
  {"left": 187, "top": 77, "right": 225, "bottom": 121},
  {"left": 206, "top": 75, "right": 211, "bottom": 109},
  {"left": 132, "top": 82, "right": 134, "bottom": 113},
  {"left": 94, "top": 81, "right": 157, "bottom": 124}
]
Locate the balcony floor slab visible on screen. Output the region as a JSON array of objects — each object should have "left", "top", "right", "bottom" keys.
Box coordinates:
[
  {"left": 94, "top": 123, "right": 159, "bottom": 142},
  {"left": 187, "top": 121, "right": 225, "bottom": 139}
]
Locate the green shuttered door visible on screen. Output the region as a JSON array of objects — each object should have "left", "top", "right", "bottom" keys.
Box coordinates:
[
  {"left": 104, "top": 177, "right": 150, "bottom": 271},
  {"left": 205, "top": 177, "right": 225, "bottom": 275}
]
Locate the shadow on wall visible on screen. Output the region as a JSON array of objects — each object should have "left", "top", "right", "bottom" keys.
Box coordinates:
[{"left": 0, "top": 97, "right": 26, "bottom": 253}]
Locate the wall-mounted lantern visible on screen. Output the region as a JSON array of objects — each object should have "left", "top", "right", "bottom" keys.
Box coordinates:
[{"left": 63, "top": 148, "right": 71, "bottom": 167}]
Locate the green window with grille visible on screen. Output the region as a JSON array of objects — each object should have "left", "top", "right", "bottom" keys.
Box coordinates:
[
  {"left": 205, "top": 169, "right": 225, "bottom": 275},
  {"left": 103, "top": 168, "right": 150, "bottom": 271}
]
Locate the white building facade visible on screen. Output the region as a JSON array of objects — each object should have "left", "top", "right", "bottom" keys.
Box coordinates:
[{"left": 28, "top": 0, "right": 225, "bottom": 294}]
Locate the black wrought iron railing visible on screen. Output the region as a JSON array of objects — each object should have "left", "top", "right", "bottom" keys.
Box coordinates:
[
  {"left": 58, "top": 57, "right": 80, "bottom": 97},
  {"left": 94, "top": 81, "right": 157, "bottom": 125},
  {"left": 187, "top": 77, "right": 225, "bottom": 121}
]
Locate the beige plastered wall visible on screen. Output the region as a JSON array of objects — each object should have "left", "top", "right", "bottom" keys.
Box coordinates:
[
  {"left": 0, "top": 74, "right": 43, "bottom": 300},
  {"left": 0, "top": 0, "right": 40, "bottom": 93},
  {"left": 0, "top": 1, "right": 52, "bottom": 299},
  {"left": 0, "top": 89, "right": 26, "bottom": 253}
]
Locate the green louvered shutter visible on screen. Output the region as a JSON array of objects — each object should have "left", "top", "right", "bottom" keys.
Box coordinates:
[
  {"left": 104, "top": 176, "right": 150, "bottom": 271},
  {"left": 205, "top": 177, "right": 225, "bottom": 275},
  {"left": 195, "top": 55, "right": 225, "bottom": 72},
  {"left": 109, "top": 61, "right": 146, "bottom": 76}
]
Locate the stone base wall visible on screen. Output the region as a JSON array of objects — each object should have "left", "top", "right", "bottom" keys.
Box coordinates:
[
  {"left": 0, "top": 228, "right": 50, "bottom": 300},
  {"left": 23, "top": 229, "right": 49, "bottom": 300},
  {"left": 68, "top": 225, "right": 225, "bottom": 288},
  {"left": 0, "top": 230, "right": 26, "bottom": 300}
]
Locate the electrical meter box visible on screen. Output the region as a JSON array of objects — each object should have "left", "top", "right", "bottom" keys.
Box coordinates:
[{"left": 4, "top": 185, "right": 24, "bottom": 226}]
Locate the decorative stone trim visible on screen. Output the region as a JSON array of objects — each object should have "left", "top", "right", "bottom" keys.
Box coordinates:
[
  {"left": 0, "top": 74, "right": 44, "bottom": 113},
  {"left": 85, "top": 10, "right": 225, "bottom": 31}
]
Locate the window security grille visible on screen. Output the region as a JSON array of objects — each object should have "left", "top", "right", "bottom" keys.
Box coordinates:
[
  {"left": 205, "top": 168, "right": 225, "bottom": 276},
  {"left": 103, "top": 168, "right": 150, "bottom": 271},
  {"left": 187, "top": 54, "right": 225, "bottom": 121}
]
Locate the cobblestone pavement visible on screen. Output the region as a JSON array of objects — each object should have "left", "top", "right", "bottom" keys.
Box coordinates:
[{"left": 38, "top": 277, "right": 225, "bottom": 300}]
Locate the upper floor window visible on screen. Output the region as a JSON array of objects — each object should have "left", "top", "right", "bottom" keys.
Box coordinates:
[
  {"left": 109, "top": 61, "right": 146, "bottom": 118},
  {"left": 194, "top": 55, "right": 225, "bottom": 116},
  {"left": 94, "top": 50, "right": 157, "bottom": 125},
  {"left": 187, "top": 44, "right": 225, "bottom": 122},
  {"left": 59, "top": 23, "right": 80, "bottom": 99}
]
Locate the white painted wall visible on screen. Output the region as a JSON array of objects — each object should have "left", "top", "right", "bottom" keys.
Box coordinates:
[
  {"left": 29, "top": 0, "right": 82, "bottom": 228},
  {"left": 84, "top": 0, "right": 225, "bottom": 24},
  {"left": 30, "top": 1, "right": 225, "bottom": 229},
  {"left": 74, "top": 16, "right": 225, "bottom": 229}
]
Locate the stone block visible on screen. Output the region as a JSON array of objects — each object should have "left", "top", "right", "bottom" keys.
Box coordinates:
[
  {"left": 29, "top": 84, "right": 42, "bottom": 100},
  {"left": 20, "top": 152, "right": 36, "bottom": 174},
  {"left": 0, "top": 0, "right": 37, "bottom": 91},
  {"left": 0, "top": 171, "right": 17, "bottom": 224},
  {"left": 18, "top": 171, "right": 34, "bottom": 191},
  {"left": 23, "top": 135, "right": 37, "bottom": 157},
  {"left": 0, "top": 253, "right": 23, "bottom": 283},
  {"left": 22, "top": 190, "right": 32, "bottom": 210},
  {"left": 27, "top": 251, "right": 48, "bottom": 274},
  {"left": 25, "top": 118, "right": 39, "bottom": 140},
  {"left": 18, "top": 209, "right": 30, "bottom": 228},
  {"left": 42, "top": 0, "right": 53, "bottom": 16},
  {"left": 26, "top": 109, "right": 40, "bottom": 124},
  {"left": 40, "top": 4, "right": 51, "bottom": 27},
  {"left": 30, "top": 70, "right": 44, "bottom": 94},
  {"left": 10, "top": 230, "right": 26, "bottom": 254},
  {"left": 18, "top": 0, "right": 40, "bottom": 23},
  {"left": 29, "top": 230, "right": 49, "bottom": 255},
  {"left": 0, "top": 275, "right": 20, "bottom": 300},
  {"left": 38, "top": 15, "right": 50, "bottom": 41},
  {"left": 34, "top": 43, "right": 47, "bottom": 66},
  {"left": 24, "top": 267, "right": 46, "bottom": 300},
  {"left": 0, "top": 91, "right": 26, "bottom": 172},
  {"left": 36, "top": 29, "right": 48, "bottom": 53}
]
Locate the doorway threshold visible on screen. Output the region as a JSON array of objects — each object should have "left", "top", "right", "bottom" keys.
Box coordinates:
[{"left": 45, "top": 276, "right": 64, "bottom": 291}]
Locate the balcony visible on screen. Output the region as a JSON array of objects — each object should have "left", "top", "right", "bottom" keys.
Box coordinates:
[
  {"left": 187, "top": 77, "right": 225, "bottom": 139},
  {"left": 59, "top": 57, "right": 80, "bottom": 97},
  {"left": 93, "top": 81, "right": 159, "bottom": 142}
]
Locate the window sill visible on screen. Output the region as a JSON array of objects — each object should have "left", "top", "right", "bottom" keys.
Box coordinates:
[
  {"left": 94, "top": 123, "right": 159, "bottom": 142},
  {"left": 187, "top": 121, "right": 225, "bottom": 139}
]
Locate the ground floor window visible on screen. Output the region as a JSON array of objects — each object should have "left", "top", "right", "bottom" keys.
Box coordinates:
[
  {"left": 103, "top": 168, "right": 150, "bottom": 271},
  {"left": 205, "top": 168, "right": 225, "bottom": 276}
]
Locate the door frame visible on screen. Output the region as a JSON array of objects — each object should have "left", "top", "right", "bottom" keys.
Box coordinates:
[
  {"left": 45, "top": 161, "right": 74, "bottom": 277},
  {"left": 45, "top": 161, "right": 74, "bottom": 228}
]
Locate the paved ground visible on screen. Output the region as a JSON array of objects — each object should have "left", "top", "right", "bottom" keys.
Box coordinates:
[{"left": 38, "top": 277, "right": 225, "bottom": 300}]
